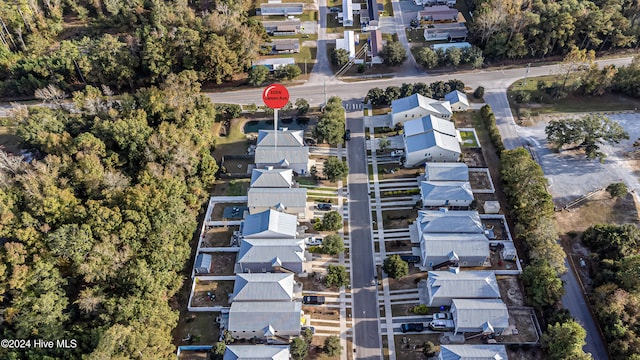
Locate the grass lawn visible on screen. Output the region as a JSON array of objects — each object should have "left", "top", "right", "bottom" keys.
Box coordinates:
[
  {"left": 405, "top": 28, "right": 427, "bottom": 45},
  {"left": 381, "top": 0, "right": 394, "bottom": 16},
  {"left": 394, "top": 333, "right": 441, "bottom": 360},
  {"left": 299, "top": 10, "right": 318, "bottom": 22},
  {"left": 227, "top": 179, "right": 250, "bottom": 196},
  {"left": 459, "top": 130, "right": 479, "bottom": 147},
  {"left": 326, "top": 13, "right": 345, "bottom": 34}
]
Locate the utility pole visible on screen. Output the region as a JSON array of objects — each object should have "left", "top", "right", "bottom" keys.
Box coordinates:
[
  {"left": 323, "top": 81, "right": 327, "bottom": 106},
  {"left": 524, "top": 63, "right": 531, "bottom": 85},
  {"left": 304, "top": 58, "right": 307, "bottom": 75}
]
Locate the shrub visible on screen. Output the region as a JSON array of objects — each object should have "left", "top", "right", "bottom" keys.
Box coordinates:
[
  {"left": 411, "top": 304, "right": 429, "bottom": 314},
  {"left": 473, "top": 86, "right": 485, "bottom": 99}
]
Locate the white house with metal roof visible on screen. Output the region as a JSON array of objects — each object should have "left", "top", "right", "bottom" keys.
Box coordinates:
[
  {"left": 232, "top": 273, "right": 297, "bottom": 302},
  {"left": 257, "top": 129, "right": 305, "bottom": 147},
  {"left": 237, "top": 238, "right": 306, "bottom": 274},
  {"left": 419, "top": 233, "right": 489, "bottom": 269},
  {"left": 227, "top": 301, "right": 303, "bottom": 341},
  {"left": 404, "top": 131, "right": 462, "bottom": 167},
  {"left": 250, "top": 167, "right": 294, "bottom": 188},
  {"left": 336, "top": 30, "right": 357, "bottom": 58},
  {"left": 445, "top": 90, "right": 470, "bottom": 111},
  {"left": 247, "top": 188, "right": 307, "bottom": 219},
  {"left": 416, "top": 208, "right": 483, "bottom": 234},
  {"left": 424, "top": 163, "right": 469, "bottom": 182},
  {"left": 391, "top": 93, "right": 452, "bottom": 126},
  {"left": 254, "top": 147, "right": 310, "bottom": 174},
  {"left": 242, "top": 209, "right": 298, "bottom": 239},
  {"left": 439, "top": 344, "right": 508, "bottom": 360},
  {"left": 252, "top": 57, "right": 296, "bottom": 72},
  {"left": 420, "top": 269, "right": 501, "bottom": 307},
  {"left": 259, "top": 3, "right": 304, "bottom": 16},
  {"left": 341, "top": 0, "right": 354, "bottom": 26},
  {"left": 420, "top": 181, "right": 473, "bottom": 207},
  {"left": 223, "top": 345, "right": 291, "bottom": 360},
  {"left": 450, "top": 298, "right": 509, "bottom": 335}
]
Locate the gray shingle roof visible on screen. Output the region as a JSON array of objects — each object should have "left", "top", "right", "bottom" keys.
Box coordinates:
[
  {"left": 238, "top": 238, "right": 305, "bottom": 264},
  {"left": 233, "top": 273, "right": 294, "bottom": 302},
  {"left": 242, "top": 209, "right": 298, "bottom": 239},
  {"left": 424, "top": 163, "right": 469, "bottom": 182},
  {"left": 440, "top": 344, "right": 508, "bottom": 360},
  {"left": 251, "top": 168, "right": 294, "bottom": 188},
  {"left": 248, "top": 188, "right": 307, "bottom": 210},
  {"left": 255, "top": 147, "right": 309, "bottom": 165},
  {"left": 228, "top": 301, "right": 302, "bottom": 335},
  {"left": 451, "top": 299, "right": 509, "bottom": 332},
  {"left": 420, "top": 181, "right": 473, "bottom": 202},
  {"left": 426, "top": 271, "right": 500, "bottom": 304},
  {"left": 257, "top": 130, "right": 305, "bottom": 147},
  {"left": 417, "top": 209, "right": 483, "bottom": 233},
  {"left": 223, "top": 345, "right": 290, "bottom": 360}
]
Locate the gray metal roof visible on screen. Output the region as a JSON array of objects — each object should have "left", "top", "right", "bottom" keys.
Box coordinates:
[
  {"left": 242, "top": 209, "right": 298, "bottom": 239},
  {"left": 420, "top": 181, "right": 473, "bottom": 202},
  {"left": 421, "top": 233, "right": 489, "bottom": 259},
  {"left": 392, "top": 94, "right": 437, "bottom": 115},
  {"left": 425, "top": 271, "right": 500, "bottom": 304},
  {"left": 251, "top": 168, "right": 294, "bottom": 188},
  {"left": 224, "top": 345, "right": 290, "bottom": 360},
  {"left": 257, "top": 130, "right": 305, "bottom": 147},
  {"left": 238, "top": 238, "right": 305, "bottom": 264},
  {"left": 424, "top": 163, "right": 469, "bottom": 182},
  {"left": 405, "top": 130, "right": 461, "bottom": 155},
  {"left": 248, "top": 188, "right": 307, "bottom": 210},
  {"left": 445, "top": 90, "right": 469, "bottom": 107},
  {"left": 417, "top": 209, "right": 482, "bottom": 234},
  {"left": 228, "top": 301, "right": 302, "bottom": 335},
  {"left": 255, "top": 147, "right": 309, "bottom": 165},
  {"left": 233, "top": 273, "right": 294, "bottom": 302},
  {"left": 404, "top": 115, "right": 456, "bottom": 137},
  {"left": 195, "top": 253, "right": 212, "bottom": 269},
  {"left": 440, "top": 344, "right": 508, "bottom": 360},
  {"left": 451, "top": 299, "right": 509, "bottom": 331}
]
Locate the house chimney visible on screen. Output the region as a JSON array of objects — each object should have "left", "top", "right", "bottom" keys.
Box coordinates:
[
  {"left": 266, "top": 166, "right": 274, "bottom": 170},
  {"left": 449, "top": 267, "right": 460, "bottom": 274}
]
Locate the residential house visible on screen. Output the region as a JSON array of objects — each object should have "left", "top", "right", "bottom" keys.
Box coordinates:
[
  {"left": 423, "top": 23, "right": 468, "bottom": 42},
  {"left": 391, "top": 93, "right": 452, "bottom": 126},
  {"left": 265, "top": 39, "right": 300, "bottom": 54},
  {"left": 369, "top": 30, "right": 383, "bottom": 57},
  {"left": 257, "top": 129, "right": 305, "bottom": 147},
  {"left": 439, "top": 345, "right": 508, "bottom": 360},
  {"left": 417, "top": 5, "right": 460, "bottom": 23},
  {"left": 420, "top": 181, "right": 473, "bottom": 207},
  {"left": 405, "top": 131, "right": 462, "bottom": 166},
  {"left": 420, "top": 269, "right": 501, "bottom": 307},
  {"left": 450, "top": 298, "right": 509, "bottom": 335},
  {"left": 237, "top": 238, "right": 307, "bottom": 274},
  {"left": 194, "top": 253, "right": 212, "bottom": 274},
  {"left": 227, "top": 301, "right": 303, "bottom": 341},
  {"left": 254, "top": 147, "right": 310, "bottom": 174},
  {"left": 242, "top": 209, "right": 298, "bottom": 239},
  {"left": 341, "top": 0, "right": 354, "bottom": 26},
  {"left": 250, "top": 167, "right": 294, "bottom": 188},
  {"left": 252, "top": 58, "right": 296, "bottom": 72},
  {"left": 223, "top": 345, "right": 290, "bottom": 360},
  {"left": 415, "top": 209, "right": 483, "bottom": 234},
  {"left": 231, "top": 273, "right": 297, "bottom": 302},
  {"left": 424, "top": 163, "right": 469, "bottom": 182},
  {"left": 259, "top": 3, "right": 304, "bottom": 16},
  {"left": 247, "top": 187, "right": 307, "bottom": 218},
  {"left": 262, "top": 20, "right": 301, "bottom": 36},
  {"left": 445, "top": 90, "right": 470, "bottom": 111},
  {"left": 336, "top": 30, "right": 357, "bottom": 59},
  {"left": 419, "top": 233, "right": 489, "bottom": 269}
]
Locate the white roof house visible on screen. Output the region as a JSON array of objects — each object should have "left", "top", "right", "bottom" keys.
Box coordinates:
[
  {"left": 342, "top": 0, "right": 354, "bottom": 26},
  {"left": 431, "top": 42, "right": 472, "bottom": 51},
  {"left": 420, "top": 181, "right": 473, "bottom": 207},
  {"left": 405, "top": 130, "right": 462, "bottom": 167},
  {"left": 421, "top": 270, "right": 501, "bottom": 307},
  {"left": 232, "top": 273, "right": 295, "bottom": 302},
  {"left": 257, "top": 129, "right": 305, "bottom": 147},
  {"left": 227, "top": 301, "right": 303, "bottom": 340},
  {"left": 404, "top": 115, "right": 456, "bottom": 137},
  {"left": 450, "top": 298, "right": 509, "bottom": 335},
  {"left": 416, "top": 209, "right": 483, "bottom": 234},
  {"left": 419, "top": 233, "right": 489, "bottom": 269},
  {"left": 250, "top": 167, "right": 294, "bottom": 188},
  {"left": 242, "top": 209, "right": 298, "bottom": 239},
  {"left": 439, "top": 345, "right": 508, "bottom": 360},
  {"left": 259, "top": 3, "right": 304, "bottom": 16},
  {"left": 336, "top": 30, "right": 357, "bottom": 58},
  {"left": 424, "top": 163, "right": 469, "bottom": 182},
  {"left": 254, "top": 147, "right": 310, "bottom": 174},
  {"left": 247, "top": 188, "right": 307, "bottom": 219},
  {"left": 252, "top": 57, "right": 296, "bottom": 72},
  {"left": 391, "top": 93, "right": 452, "bottom": 126},
  {"left": 445, "top": 90, "right": 470, "bottom": 111},
  {"left": 237, "top": 238, "right": 306, "bottom": 274},
  {"left": 224, "top": 345, "right": 291, "bottom": 360}
]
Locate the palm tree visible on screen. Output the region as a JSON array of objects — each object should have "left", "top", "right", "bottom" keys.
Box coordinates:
[{"left": 378, "top": 136, "right": 391, "bottom": 153}]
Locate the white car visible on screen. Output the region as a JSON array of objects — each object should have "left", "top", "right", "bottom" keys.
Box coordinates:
[
  {"left": 390, "top": 150, "right": 405, "bottom": 157},
  {"left": 305, "top": 237, "right": 323, "bottom": 246}
]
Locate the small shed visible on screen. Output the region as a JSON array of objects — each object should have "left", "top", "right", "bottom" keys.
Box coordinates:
[
  {"left": 195, "top": 253, "right": 213, "bottom": 274},
  {"left": 483, "top": 201, "right": 500, "bottom": 214},
  {"left": 501, "top": 242, "right": 517, "bottom": 261}
]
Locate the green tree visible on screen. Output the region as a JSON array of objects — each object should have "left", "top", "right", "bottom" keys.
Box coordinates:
[
  {"left": 380, "top": 41, "right": 407, "bottom": 66},
  {"left": 543, "top": 320, "right": 592, "bottom": 360},
  {"left": 295, "top": 98, "right": 310, "bottom": 116},
  {"left": 445, "top": 47, "right": 463, "bottom": 67},
  {"left": 383, "top": 254, "right": 409, "bottom": 279},
  {"left": 331, "top": 48, "right": 350, "bottom": 67},
  {"left": 321, "top": 211, "right": 343, "bottom": 231},
  {"left": 291, "top": 337, "right": 309, "bottom": 360},
  {"left": 314, "top": 98, "right": 345, "bottom": 145},
  {"left": 606, "top": 182, "right": 628, "bottom": 198},
  {"left": 422, "top": 341, "right": 438, "bottom": 357},
  {"left": 415, "top": 47, "right": 438, "bottom": 68},
  {"left": 474, "top": 86, "right": 485, "bottom": 99},
  {"left": 322, "top": 234, "right": 345, "bottom": 255},
  {"left": 211, "top": 342, "right": 226, "bottom": 360},
  {"left": 248, "top": 65, "right": 269, "bottom": 86},
  {"left": 385, "top": 86, "right": 401, "bottom": 103},
  {"left": 378, "top": 136, "right": 391, "bottom": 152},
  {"left": 522, "top": 260, "right": 565, "bottom": 309},
  {"left": 325, "top": 265, "right": 349, "bottom": 288},
  {"left": 324, "top": 335, "right": 342, "bottom": 356},
  {"left": 274, "top": 64, "right": 301, "bottom": 80},
  {"left": 366, "top": 87, "right": 387, "bottom": 106},
  {"left": 302, "top": 327, "right": 314, "bottom": 344},
  {"left": 323, "top": 157, "right": 348, "bottom": 182}
]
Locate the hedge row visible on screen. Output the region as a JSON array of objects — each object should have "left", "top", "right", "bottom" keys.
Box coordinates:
[{"left": 480, "top": 105, "right": 505, "bottom": 154}]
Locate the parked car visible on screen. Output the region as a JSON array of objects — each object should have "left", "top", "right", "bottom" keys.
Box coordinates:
[
  {"left": 329, "top": 6, "right": 341, "bottom": 12},
  {"left": 401, "top": 323, "right": 424, "bottom": 333},
  {"left": 305, "top": 237, "right": 323, "bottom": 246},
  {"left": 391, "top": 149, "right": 405, "bottom": 157},
  {"left": 400, "top": 255, "right": 420, "bottom": 263},
  {"left": 428, "top": 320, "right": 455, "bottom": 331},
  {"left": 344, "top": 129, "right": 351, "bottom": 141},
  {"left": 316, "top": 203, "right": 332, "bottom": 210},
  {"left": 433, "top": 312, "right": 452, "bottom": 320},
  {"left": 303, "top": 296, "right": 326, "bottom": 305}
]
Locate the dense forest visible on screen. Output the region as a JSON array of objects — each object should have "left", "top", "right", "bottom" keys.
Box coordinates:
[
  {"left": 0, "top": 71, "right": 218, "bottom": 359},
  {"left": 0, "top": 0, "right": 267, "bottom": 98},
  {"left": 470, "top": 0, "right": 640, "bottom": 59}
]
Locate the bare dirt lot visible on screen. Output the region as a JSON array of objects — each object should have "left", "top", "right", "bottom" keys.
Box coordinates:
[
  {"left": 209, "top": 253, "right": 238, "bottom": 276},
  {"left": 388, "top": 265, "right": 428, "bottom": 291},
  {"left": 462, "top": 148, "right": 487, "bottom": 167},
  {"left": 469, "top": 171, "right": 493, "bottom": 190},
  {"left": 202, "top": 226, "right": 237, "bottom": 247},
  {"left": 497, "top": 276, "right": 525, "bottom": 307},
  {"left": 191, "top": 280, "right": 234, "bottom": 307}
]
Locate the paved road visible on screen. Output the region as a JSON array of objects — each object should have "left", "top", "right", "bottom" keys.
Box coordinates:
[
  {"left": 483, "top": 91, "right": 523, "bottom": 150},
  {"left": 390, "top": 0, "right": 420, "bottom": 76},
  {"left": 346, "top": 111, "right": 382, "bottom": 360},
  {"left": 308, "top": 0, "right": 334, "bottom": 84}
]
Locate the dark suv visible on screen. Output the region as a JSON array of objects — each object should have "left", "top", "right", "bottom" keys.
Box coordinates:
[
  {"left": 344, "top": 129, "right": 351, "bottom": 141},
  {"left": 316, "top": 203, "right": 332, "bottom": 210},
  {"left": 400, "top": 255, "right": 421, "bottom": 263},
  {"left": 303, "top": 296, "right": 326, "bottom": 305},
  {"left": 401, "top": 323, "right": 424, "bottom": 333}
]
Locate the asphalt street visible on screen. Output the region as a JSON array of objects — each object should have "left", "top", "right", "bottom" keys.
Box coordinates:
[{"left": 346, "top": 111, "right": 383, "bottom": 359}]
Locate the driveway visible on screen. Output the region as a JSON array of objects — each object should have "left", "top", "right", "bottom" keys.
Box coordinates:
[{"left": 390, "top": 0, "right": 421, "bottom": 76}]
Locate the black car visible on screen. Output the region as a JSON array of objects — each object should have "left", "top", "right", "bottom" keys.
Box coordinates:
[
  {"left": 303, "top": 296, "right": 325, "bottom": 305},
  {"left": 329, "top": 6, "right": 340, "bottom": 12},
  {"left": 316, "top": 203, "right": 332, "bottom": 210},
  {"left": 344, "top": 129, "right": 351, "bottom": 141},
  {"left": 401, "top": 323, "right": 424, "bottom": 333},
  {"left": 400, "top": 255, "right": 421, "bottom": 263}
]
